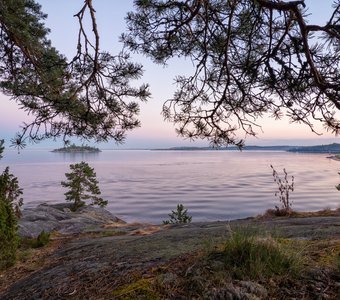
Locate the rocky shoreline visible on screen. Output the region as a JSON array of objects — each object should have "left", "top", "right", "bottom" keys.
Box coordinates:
[
  {"left": 1, "top": 205, "right": 340, "bottom": 299},
  {"left": 327, "top": 155, "right": 340, "bottom": 162}
]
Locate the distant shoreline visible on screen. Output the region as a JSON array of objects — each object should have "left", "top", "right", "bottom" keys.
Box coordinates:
[
  {"left": 153, "top": 143, "right": 340, "bottom": 154},
  {"left": 48, "top": 142, "right": 340, "bottom": 154}
]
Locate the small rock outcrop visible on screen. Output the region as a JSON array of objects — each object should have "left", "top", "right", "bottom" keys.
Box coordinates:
[{"left": 18, "top": 203, "right": 124, "bottom": 238}]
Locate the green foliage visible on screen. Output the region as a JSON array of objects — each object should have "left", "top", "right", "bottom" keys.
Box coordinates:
[
  {"left": 21, "top": 230, "right": 50, "bottom": 249},
  {"left": 33, "top": 230, "right": 50, "bottom": 248},
  {"left": 0, "top": 167, "right": 24, "bottom": 218},
  {"left": 0, "top": 194, "right": 18, "bottom": 270},
  {"left": 220, "top": 227, "right": 302, "bottom": 280},
  {"left": 271, "top": 165, "right": 294, "bottom": 216},
  {"left": 163, "top": 204, "right": 192, "bottom": 224},
  {"left": 61, "top": 161, "right": 107, "bottom": 211},
  {"left": 124, "top": 1, "right": 340, "bottom": 147},
  {"left": 0, "top": 0, "right": 149, "bottom": 147},
  {"left": 1, "top": 1, "right": 338, "bottom": 148},
  {"left": 0, "top": 141, "right": 23, "bottom": 269}
]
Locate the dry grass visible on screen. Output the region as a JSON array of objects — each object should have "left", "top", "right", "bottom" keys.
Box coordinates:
[
  {"left": 150, "top": 235, "right": 340, "bottom": 299},
  {"left": 259, "top": 207, "right": 340, "bottom": 219}
]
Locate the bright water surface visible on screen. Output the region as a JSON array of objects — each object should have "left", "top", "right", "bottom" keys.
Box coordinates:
[{"left": 0, "top": 149, "right": 339, "bottom": 223}]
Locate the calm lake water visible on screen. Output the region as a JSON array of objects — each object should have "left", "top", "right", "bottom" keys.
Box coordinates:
[{"left": 0, "top": 149, "right": 339, "bottom": 223}]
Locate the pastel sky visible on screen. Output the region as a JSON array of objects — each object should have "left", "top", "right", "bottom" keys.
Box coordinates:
[{"left": 0, "top": 0, "right": 339, "bottom": 148}]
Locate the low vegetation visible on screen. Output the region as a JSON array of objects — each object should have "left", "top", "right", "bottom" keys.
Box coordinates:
[
  {"left": 20, "top": 231, "right": 51, "bottom": 249},
  {"left": 112, "top": 278, "right": 158, "bottom": 300},
  {"left": 262, "top": 207, "right": 340, "bottom": 219},
  {"left": 220, "top": 226, "right": 302, "bottom": 280},
  {"left": 107, "top": 227, "right": 340, "bottom": 299},
  {"left": 0, "top": 231, "right": 68, "bottom": 295},
  {"left": 1, "top": 219, "right": 340, "bottom": 299},
  {"left": 149, "top": 227, "right": 303, "bottom": 298},
  {"left": 163, "top": 204, "right": 192, "bottom": 224}
]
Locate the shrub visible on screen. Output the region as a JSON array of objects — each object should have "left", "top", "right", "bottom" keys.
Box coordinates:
[
  {"left": 0, "top": 166, "right": 23, "bottom": 217},
  {"left": 270, "top": 165, "right": 294, "bottom": 216},
  {"left": 0, "top": 194, "right": 19, "bottom": 269},
  {"left": 30, "top": 230, "right": 51, "bottom": 248},
  {"left": 163, "top": 204, "right": 192, "bottom": 224},
  {"left": 0, "top": 140, "right": 23, "bottom": 270},
  {"left": 61, "top": 161, "right": 107, "bottom": 211},
  {"left": 20, "top": 230, "right": 51, "bottom": 249}
]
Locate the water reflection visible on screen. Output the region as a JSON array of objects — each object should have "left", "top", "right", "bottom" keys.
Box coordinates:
[{"left": 53, "top": 151, "right": 100, "bottom": 162}]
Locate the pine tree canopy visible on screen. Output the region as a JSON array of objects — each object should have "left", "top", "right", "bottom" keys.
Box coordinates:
[
  {"left": 124, "top": 0, "right": 340, "bottom": 147},
  {"left": 0, "top": 0, "right": 150, "bottom": 147},
  {"left": 0, "top": 0, "right": 339, "bottom": 147}
]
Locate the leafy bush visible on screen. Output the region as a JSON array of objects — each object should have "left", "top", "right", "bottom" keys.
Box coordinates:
[
  {"left": 220, "top": 227, "right": 302, "bottom": 280},
  {"left": 163, "top": 204, "right": 192, "bottom": 224},
  {"left": 61, "top": 161, "right": 107, "bottom": 211},
  {"left": 270, "top": 165, "right": 294, "bottom": 216}
]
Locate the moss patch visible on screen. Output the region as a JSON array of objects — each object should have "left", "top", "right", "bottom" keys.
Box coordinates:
[{"left": 112, "top": 278, "right": 159, "bottom": 300}]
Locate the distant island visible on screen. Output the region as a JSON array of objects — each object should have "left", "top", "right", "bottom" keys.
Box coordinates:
[
  {"left": 153, "top": 143, "right": 340, "bottom": 153},
  {"left": 52, "top": 144, "right": 101, "bottom": 153}
]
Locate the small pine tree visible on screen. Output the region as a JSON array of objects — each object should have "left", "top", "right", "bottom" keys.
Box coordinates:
[
  {"left": 163, "top": 204, "right": 192, "bottom": 224},
  {"left": 0, "top": 167, "right": 24, "bottom": 218},
  {"left": 0, "top": 140, "right": 23, "bottom": 269},
  {"left": 0, "top": 194, "right": 18, "bottom": 269},
  {"left": 61, "top": 161, "right": 107, "bottom": 211}
]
